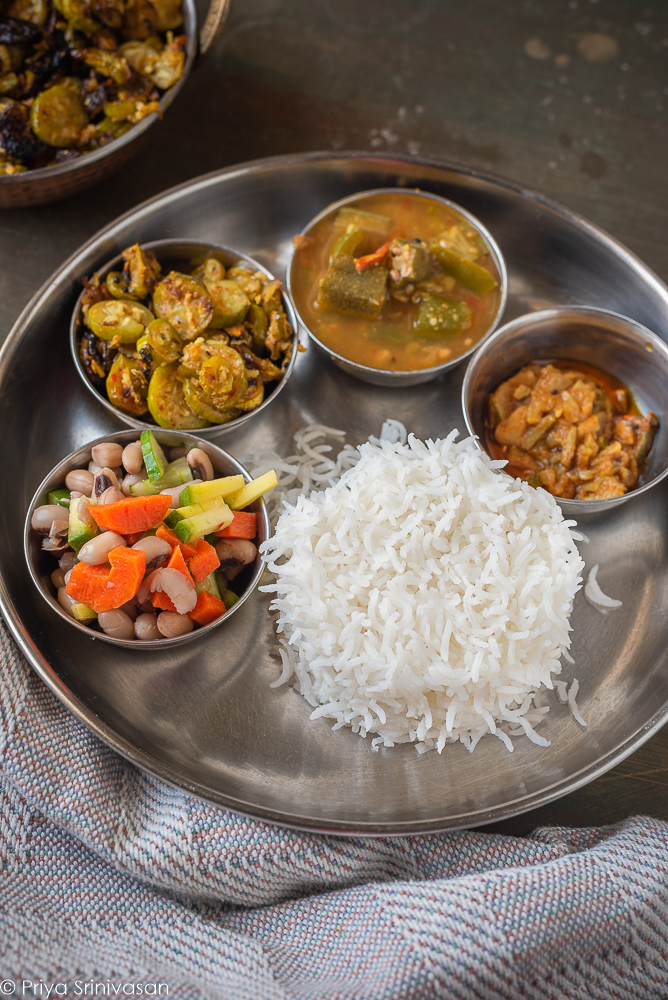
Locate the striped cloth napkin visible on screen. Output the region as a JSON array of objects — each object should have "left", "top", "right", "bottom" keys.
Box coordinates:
[{"left": 1, "top": 616, "right": 667, "bottom": 999}]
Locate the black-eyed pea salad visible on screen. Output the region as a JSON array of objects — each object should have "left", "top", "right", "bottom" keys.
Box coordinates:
[{"left": 31, "top": 431, "right": 276, "bottom": 642}]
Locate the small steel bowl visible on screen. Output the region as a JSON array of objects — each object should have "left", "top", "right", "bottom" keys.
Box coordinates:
[
  {"left": 287, "top": 187, "right": 507, "bottom": 388},
  {"left": 25, "top": 428, "right": 269, "bottom": 649},
  {"left": 70, "top": 238, "right": 299, "bottom": 437},
  {"left": 0, "top": 0, "right": 230, "bottom": 209},
  {"left": 462, "top": 306, "right": 668, "bottom": 515}
]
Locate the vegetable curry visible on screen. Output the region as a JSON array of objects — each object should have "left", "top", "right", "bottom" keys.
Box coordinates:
[
  {"left": 290, "top": 191, "right": 502, "bottom": 372},
  {"left": 486, "top": 360, "right": 659, "bottom": 501}
]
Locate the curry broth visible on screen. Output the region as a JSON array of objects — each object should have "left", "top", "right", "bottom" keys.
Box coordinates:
[{"left": 291, "top": 192, "right": 501, "bottom": 372}]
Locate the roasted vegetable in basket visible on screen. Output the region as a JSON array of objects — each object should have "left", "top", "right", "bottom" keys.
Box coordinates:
[
  {"left": 77, "top": 245, "right": 295, "bottom": 430},
  {"left": 0, "top": 0, "right": 186, "bottom": 173}
]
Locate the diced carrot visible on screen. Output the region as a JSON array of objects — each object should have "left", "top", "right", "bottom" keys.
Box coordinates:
[
  {"left": 215, "top": 511, "right": 257, "bottom": 540},
  {"left": 155, "top": 524, "right": 197, "bottom": 558},
  {"left": 91, "top": 494, "right": 172, "bottom": 535},
  {"left": 167, "top": 543, "right": 193, "bottom": 583},
  {"left": 124, "top": 532, "right": 143, "bottom": 546},
  {"left": 152, "top": 590, "right": 178, "bottom": 613},
  {"left": 354, "top": 240, "right": 391, "bottom": 271},
  {"left": 66, "top": 546, "right": 146, "bottom": 614},
  {"left": 188, "top": 538, "right": 220, "bottom": 583},
  {"left": 188, "top": 590, "right": 227, "bottom": 626}
]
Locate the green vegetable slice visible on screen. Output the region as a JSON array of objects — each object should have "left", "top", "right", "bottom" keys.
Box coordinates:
[
  {"left": 414, "top": 295, "right": 473, "bottom": 338},
  {"left": 147, "top": 361, "right": 208, "bottom": 429},
  {"left": 88, "top": 300, "right": 154, "bottom": 343},
  {"left": 130, "top": 456, "right": 193, "bottom": 496},
  {"left": 153, "top": 272, "right": 214, "bottom": 341},
  {"left": 30, "top": 80, "right": 88, "bottom": 147},
  {"left": 204, "top": 279, "right": 250, "bottom": 329},
  {"left": 140, "top": 429, "right": 167, "bottom": 481},
  {"left": 430, "top": 245, "right": 498, "bottom": 295},
  {"left": 106, "top": 354, "right": 149, "bottom": 416}
]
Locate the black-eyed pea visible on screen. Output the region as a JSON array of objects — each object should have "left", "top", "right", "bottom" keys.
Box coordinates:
[
  {"left": 134, "top": 613, "right": 162, "bottom": 641},
  {"left": 57, "top": 587, "right": 77, "bottom": 617},
  {"left": 51, "top": 568, "right": 66, "bottom": 589},
  {"left": 132, "top": 535, "right": 172, "bottom": 569},
  {"left": 91, "top": 441, "right": 124, "bottom": 468},
  {"left": 32, "top": 504, "right": 68, "bottom": 535},
  {"left": 157, "top": 611, "right": 194, "bottom": 638},
  {"left": 59, "top": 551, "right": 78, "bottom": 573},
  {"left": 186, "top": 447, "right": 214, "bottom": 481},
  {"left": 65, "top": 468, "right": 94, "bottom": 496},
  {"left": 93, "top": 467, "right": 120, "bottom": 498},
  {"left": 121, "top": 471, "right": 146, "bottom": 497},
  {"left": 98, "top": 609, "right": 135, "bottom": 640},
  {"left": 98, "top": 486, "right": 125, "bottom": 504},
  {"left": 79, "top": 530, "right": 127, "bottom": 565},
  {"left": 122, "top": 441, "right": 144, "bottom": 475}
]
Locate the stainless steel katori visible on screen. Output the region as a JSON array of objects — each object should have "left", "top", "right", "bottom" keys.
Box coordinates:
[
  {"left": 287, "top": 187, "right": 508, "bottom": 388},
  {"left": 462, "top": 306, "right": 668, "bottom": 515},
  {"left": 24, "top": 428, "right": 269, "bottom": 649},
  {"left": 69, "top": 239, "right": 299, "bottom": 436},
  {"left": 1, "top": 152, "right": 668, "bottom": 835}
]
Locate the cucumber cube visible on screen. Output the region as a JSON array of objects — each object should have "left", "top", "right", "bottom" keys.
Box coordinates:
[
  {"left": 226, "top": 470, "right": 278, "bottom": 511},
  {"left": 178, "top": 475, "right": 244, "bottom": 507},
  {"left": 174, "top": 503, "right": 233, "bottom": 544},
  {"left": 141, "top": 430, "right": 168, "bottom": 481}
]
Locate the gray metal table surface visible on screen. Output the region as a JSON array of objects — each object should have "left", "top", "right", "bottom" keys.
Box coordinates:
[{"left": 1, "top": 0, "right": 667, "bottom": 834}]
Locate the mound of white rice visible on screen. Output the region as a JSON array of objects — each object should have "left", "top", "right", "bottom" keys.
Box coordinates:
[{"left": 260, "top": 427, "right": 585, "bottom": 753}]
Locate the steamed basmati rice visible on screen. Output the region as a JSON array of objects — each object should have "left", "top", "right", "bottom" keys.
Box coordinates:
[{"left": 260, "top": 427, "right": 585, "bottom": 753}]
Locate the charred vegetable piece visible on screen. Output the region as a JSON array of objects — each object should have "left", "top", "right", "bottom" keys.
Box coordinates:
[
  {"left": 147, "top": 360, "right": 207, "bottom": 429},
  {"left": 204, "top": 278, "right": 250, "bottom": 329},
  {"left": 0, "top": 102, "right": 45, "bottom": 162},
  {"left": 122, "top": 243, "right": 161, "bottom": 297},
  {"left": 317, "top": 255, "right": 388, "bottom": 318},
  {"left": 334, "top": 206, "right": 390, "bottom": 235},
  {"left": 414, "top": 295, "right": 472, "bottom": 338},
  {"left": 121, "top": 0, "right": 157, "bottom": 39},
  {"left": 235, "top": 372, "right": 264, "bottom": 411},
  {"left": 331, "top": 223, "right": 363, "bottom": 259},
  {"left": 137, "top": 318, "right": 181, "bottom": 372},
  {"left": 118, "top": 38, "right": 160, "bottom": 75},
  {"left": 147, "top": 31, "right": 184, "bottom": 88},
  {"left": 106, "top": 271, "right": 138, "bottom": 300},
  {"left": 91, "top": 0, "right": 125, "bottom": 29},
  {"left": 151, "top": 0, "right": 183, "bottom": 30},
  {"left": 388, "top": 238, "right": 431, "bottom": 290},
  {"left": 0, "top": 15, "right": 42, "bottom": 42},
  {"left": 60, "top": 0, "right": 98, "bottom": 33},
  {"left": 30, "top": 79, "right": 88, "bottom": 147},
  {"left": 88, "top": 299, "right": 154, "bottom": 342},
  {"left": 7, "top": 0, "right": 48, "bottom": 26},
  {"left": 182, "top": 378, "right": 245, "bottom": 424},
  {"left": 247, "top": 302, "right": 268, "bottom": 352},
  {"left": 80, "top": 47, "right": 132, "bottom": 84},
  {"left": 153, "top": 271, "right": 214, "bottom": 341},
  {"left": 431, "top": 244, "right": 498, "bottom": 295},
  {"left": 106, "top": 354, "right": 149, "bottom": 416}
]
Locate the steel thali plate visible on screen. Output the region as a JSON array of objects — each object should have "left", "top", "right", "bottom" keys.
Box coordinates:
[{"left": 2, "top": 152, "right": 668, "bottom": 835}]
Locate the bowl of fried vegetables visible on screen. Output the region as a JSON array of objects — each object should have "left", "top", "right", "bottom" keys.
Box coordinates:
[
  {"left": 462, "top": 306, "right": 668, "bottom": 514},
  {"left": 71, "top": 239, "right": 299, "bottom": 434},
  {"left": 0, "top": 0, "right": 229, "bottom": 207},
  {"left": 288, "top": 188, "right": 507, "bottom": 387}
]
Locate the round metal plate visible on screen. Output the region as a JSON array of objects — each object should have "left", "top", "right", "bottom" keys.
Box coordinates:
[{"left": 2, "top": 152, "right": 668, "bottom": 835}]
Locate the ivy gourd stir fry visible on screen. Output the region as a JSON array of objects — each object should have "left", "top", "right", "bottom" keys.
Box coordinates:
[
  {"left": 0, "top": 0, "right": 186, "bottom": 173},
  {"left": 486, "top": 360, "right": 659, "bottom": 501},
  {"left": 31, "top": 431, "right": 277, "bottom": 641},
  {"left": 77, "top": 244, "right": 295, "bottom": 429},
  {"left": 290, "top": 191, "right": 502, "bottom": 372}
]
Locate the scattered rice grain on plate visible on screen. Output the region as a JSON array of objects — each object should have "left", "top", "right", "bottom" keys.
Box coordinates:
[
  {"left": 259, "top": 424, "right": 585, "bottom": 753},
  {"left": 584, "top": 563, "right": 623, "bottom": 614}
]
